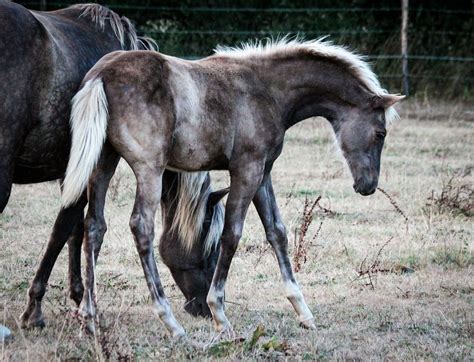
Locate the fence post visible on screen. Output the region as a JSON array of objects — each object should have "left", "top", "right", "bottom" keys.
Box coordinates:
[
  {"left": 401, "top": 0, "right": 409, "bottom": 95},
  {"left": 40, "top": 0, "right": 46, "bottom": 11}
]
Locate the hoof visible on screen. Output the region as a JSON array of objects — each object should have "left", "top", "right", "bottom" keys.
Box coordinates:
[
  {"left": 299, "top": 317, "right": 316, "bottom": 330},
  {"left": 20, "top": 311, "right": 45, "bottom": 329},
  {"left": 69, "top": 291, "right": 84, "bottom": 307},
  {"left": 172, "top": 328, "right": 187, "bottom": 341},
  {"left": 220, "top": 326, "right": 236, "bottom": 340},
  {"left": 81, "top": 319, "right": 96, "bottom": 335},
  {"left": 77, "top": 310, "right": 96, "bottom": 335},
  {"left": 214, "top": 319, "right": 233, "bottom": 334},
  {"left": 0, "top": 325, "right": 13, "bottom": 343}
]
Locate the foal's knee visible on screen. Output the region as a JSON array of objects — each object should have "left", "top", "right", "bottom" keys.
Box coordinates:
[
  {"left": 266, "top": 221, "right": 287, "bottom": 246},
  {"left": 221, "top": 227, "right": 242, "bottom": 252}
]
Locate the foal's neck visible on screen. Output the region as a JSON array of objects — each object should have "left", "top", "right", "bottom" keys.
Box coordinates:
[{"left": 253, "top": 56, "right": 370, "bottom": 129}]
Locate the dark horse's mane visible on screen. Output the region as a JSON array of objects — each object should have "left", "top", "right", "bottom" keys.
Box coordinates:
[{"left": 70, "top": 3, "right": 157, "bottom": 51}]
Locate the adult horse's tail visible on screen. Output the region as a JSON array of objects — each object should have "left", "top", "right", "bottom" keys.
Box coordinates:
[{"left": 62, "top": 78, "right": 108, "bottom": 208}]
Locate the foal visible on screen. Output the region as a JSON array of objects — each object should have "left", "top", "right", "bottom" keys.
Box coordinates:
[{"left": 62, "top": 38, "right": 403, "bottom": 336}]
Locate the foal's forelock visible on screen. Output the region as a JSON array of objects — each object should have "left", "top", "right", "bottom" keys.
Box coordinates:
[
  {"left": 72, "top": 4, "right": 157, "bottom": 51},
  {"left": 170, "top": 173, "right": 224, "bottom": 256}
]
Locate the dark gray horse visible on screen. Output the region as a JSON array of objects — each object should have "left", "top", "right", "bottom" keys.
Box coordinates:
[
  {"left": 62, "top": 37, "right": 403, "bottom": 337},
  {"left": 0, "top": 2, "right": 224, "bottom": 327}
]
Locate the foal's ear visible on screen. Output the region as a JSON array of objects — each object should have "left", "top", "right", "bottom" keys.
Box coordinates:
[
  {"left": 208, "top": 187, "right": 230, "bottom": 207},
  {"left": 373, "top": 94, "right": 406, "bottom": 109}
]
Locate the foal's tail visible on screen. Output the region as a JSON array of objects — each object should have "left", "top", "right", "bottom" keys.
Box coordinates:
[{"left": 62, "top": 78, "right": 108, "bottom": 208}]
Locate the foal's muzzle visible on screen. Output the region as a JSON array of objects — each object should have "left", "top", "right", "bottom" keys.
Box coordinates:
[{"left": 353, "top": 178, "right": 378, "bottom": 196}]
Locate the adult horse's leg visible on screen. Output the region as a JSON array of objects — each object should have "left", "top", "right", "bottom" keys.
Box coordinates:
[
  {"left": 252, "top": 175, "right": 315, "bottom": 329},
  {"left": 67, "top": 218, "right": 85, "bottom": 306},
  {"left": 128, "top": 163, "right": 185, "bottom": 337},
  {"left": 79, "top": 145, "right": 120, "bottom": 334},
  {"left": 207, "top": 163, "right": 264, "bottom": 332},
  {"left": 20, "top": 192, "right": 87, "bottom": 328}
]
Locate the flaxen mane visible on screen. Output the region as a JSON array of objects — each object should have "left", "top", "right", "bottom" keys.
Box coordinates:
[
  {"left": 215, "top": 37, "right": 399, "bottom": 124},
  {"left": 71, "top": 3, "right": 157, "bottom": 51},
  {"left": 169, "top": 172, "right": 224, "bottom": 256}
]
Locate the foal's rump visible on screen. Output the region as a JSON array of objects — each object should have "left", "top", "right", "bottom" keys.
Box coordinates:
[
  {"left": 61, "top": 50, "right": 222, "bottom": 249},
  {"left": 61, "top": 50, "right": 171, "bottom": 207}
]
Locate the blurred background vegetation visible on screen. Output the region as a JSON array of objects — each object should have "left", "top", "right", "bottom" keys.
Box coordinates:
[{"left": 19, "top": 0, "right": 474, "bottom": 99}]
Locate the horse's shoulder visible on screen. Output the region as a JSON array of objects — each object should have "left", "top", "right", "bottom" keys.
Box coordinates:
[
  {"left": 0, "top": 1, "right": 29, "bottom": 16},
  {"left": 0, "top": 2, "right": 43, "bottom": 31}
]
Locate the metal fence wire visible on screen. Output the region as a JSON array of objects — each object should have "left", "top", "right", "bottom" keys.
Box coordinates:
[{"left": 18, "top": 1, "right": 474, "bottom": 98}]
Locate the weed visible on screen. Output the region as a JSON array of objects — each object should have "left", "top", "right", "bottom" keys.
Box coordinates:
[
  {"left": 426, "top": 166, "right": 473, "bottom": 217},
  {"left": 353, "top": 237, "right": 395, "bottom": 289},
  {"left": 293, "top": 196, "right": 322, "bottom": 272},
  {"left": 377, "top": 187, "right": 409, "bottom": 228}
]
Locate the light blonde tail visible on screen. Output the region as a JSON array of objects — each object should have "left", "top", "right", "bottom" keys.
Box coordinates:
[{"left": 61, "top": 78, "right": 108, "bottom": 208}]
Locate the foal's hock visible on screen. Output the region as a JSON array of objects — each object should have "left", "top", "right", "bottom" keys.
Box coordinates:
[{"left": 63, "top": 37, "right": 403, "bottom": 337}]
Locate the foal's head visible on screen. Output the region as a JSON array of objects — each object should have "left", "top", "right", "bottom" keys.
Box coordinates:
[
  {"left": 159, "top": 172, "right": 228, "bottom": 318},
  {"left": 335, "top": 94, "right": 404, "bottom": 195},
  {"left": 178, "top": 188, "right": 228, "bottom": 317}
]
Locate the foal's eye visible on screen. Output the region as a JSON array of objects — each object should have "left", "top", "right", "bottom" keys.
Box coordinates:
[{"left": 375, "top": 131, "right": 386, "bottom": 140}]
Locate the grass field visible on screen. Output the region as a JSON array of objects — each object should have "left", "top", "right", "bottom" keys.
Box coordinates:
[{"left": 1, "top": 101, "right": 473, "bottom": 360}]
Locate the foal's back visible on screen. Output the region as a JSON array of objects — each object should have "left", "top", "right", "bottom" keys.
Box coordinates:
[{"left": 86, "top": 50, "right": 282, "bottom": 172}]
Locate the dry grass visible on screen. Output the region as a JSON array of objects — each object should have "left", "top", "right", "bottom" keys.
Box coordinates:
[{"left": 1, "top": 101, "right": 473, "bottom": 360}]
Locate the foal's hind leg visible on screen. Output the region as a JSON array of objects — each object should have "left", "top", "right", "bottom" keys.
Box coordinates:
[
  {"left": 129, "top": 164, "right": 185, "bottom": 337},
  {"left": 253, "top": 175, "right": 315, "bottom": 329},
  {"left": 20, "top": 192, "right": 87, "bottom": 328},
  {"left": 79, "top": 146, "right": 120, "bottom": 333},
  {"left": 68, "top": 219, "right": 85, "bottom": 306}
]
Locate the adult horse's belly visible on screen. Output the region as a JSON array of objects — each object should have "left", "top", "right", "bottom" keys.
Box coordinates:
[{"left": 13, "top": 119, "right": 71, "bottom": 184}]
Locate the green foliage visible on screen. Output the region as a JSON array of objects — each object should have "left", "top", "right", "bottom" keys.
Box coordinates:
[
  {"left": 19, "top": 0, "right": 474, "bottom": 97},
  {"left": 244, "top": 324, "right": 265, "bottom": 350}
]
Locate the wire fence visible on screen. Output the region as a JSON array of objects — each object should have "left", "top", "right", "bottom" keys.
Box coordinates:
[{"left": 18, "top": 1, "right": 474, "bottom": 97}]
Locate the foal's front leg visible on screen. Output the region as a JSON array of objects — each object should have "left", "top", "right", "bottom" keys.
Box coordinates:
[
  {"left": 207, "top": 164, "right": 264, "bottom": 332},
  {"left": 253, "top": 175, "right": 315, "bottom": 329}
]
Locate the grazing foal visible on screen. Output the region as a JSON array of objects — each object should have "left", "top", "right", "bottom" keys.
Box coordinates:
[{"left": 62, "top": 38, "right": 403, "bottom": 336}]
